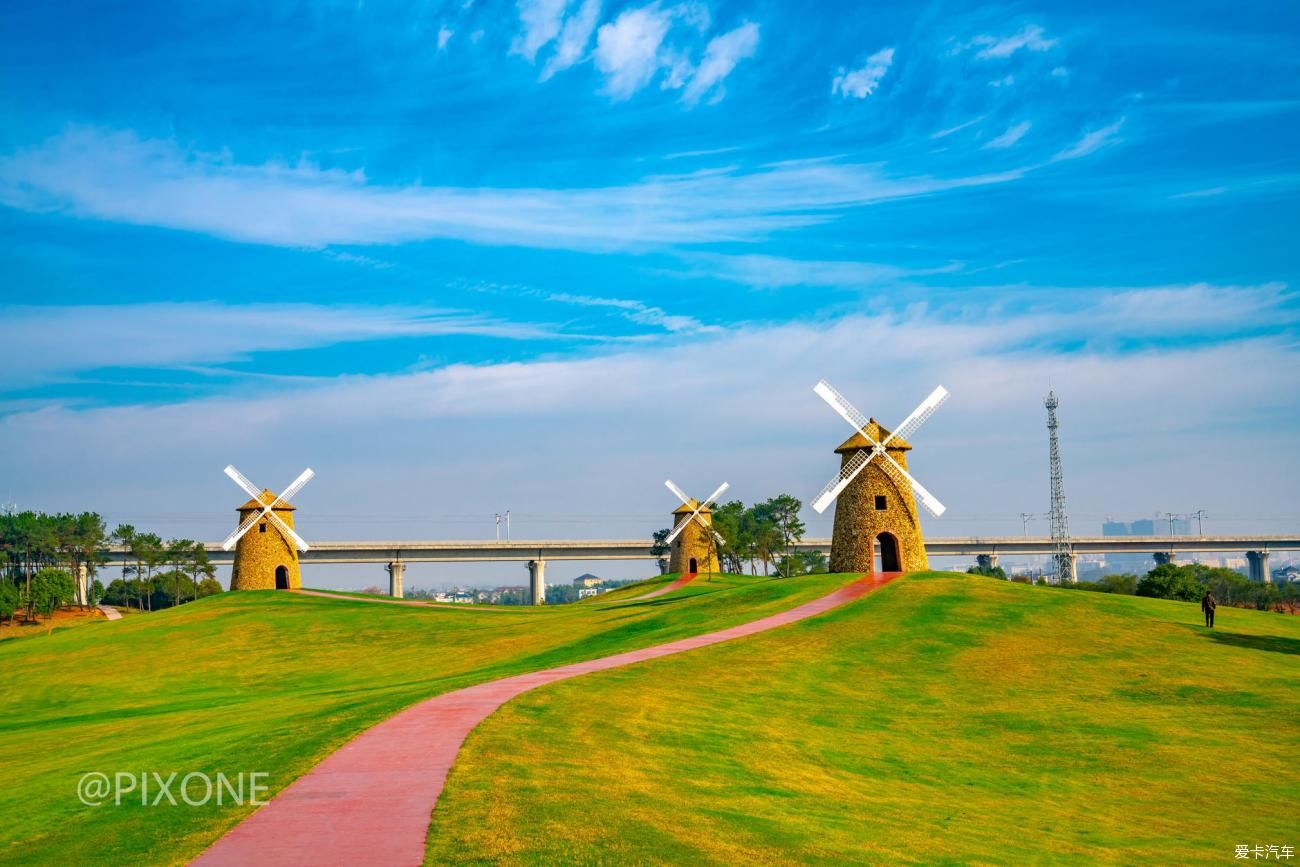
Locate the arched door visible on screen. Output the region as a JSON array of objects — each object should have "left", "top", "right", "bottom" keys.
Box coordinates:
[
  {"left": 688, "top": 557, "right": 698, "bottom": 573},
  {"left": 275, "top": 565, "right": 289, "bottom": 590},
  {"left": 877, "top": 533, "right": 901, "bottom": 573}
]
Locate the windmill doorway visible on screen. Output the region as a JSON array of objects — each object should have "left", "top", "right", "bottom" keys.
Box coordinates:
[
  {"left": 874, "top": 533, "right": 901, "bottom": 573},
  {"left": 688, "top": 557, "right": 698, "bottom": 573},
  {"left": 275, "top": 566, "right": 289, "bottom": 590}
]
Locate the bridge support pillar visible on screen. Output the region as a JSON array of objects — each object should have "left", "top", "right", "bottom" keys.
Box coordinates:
[
  {"left": 976, "top": 553, "right": 999, "bottom": 571},
  {"left": 1067, "top": 553, "right": 1078, "bottom": 583},
  {"left": 73, "top": 563, "right": 88, "bottom": 606},
  {"left": 528, "top": 559, "right": 546, "bottom": 606},
  {"left": 1153, "top": 552, "right": 1176, "bottom": 566},
  {"left": 386, "top": 562, "right": 405, "bottom": 598},
  {"left": 1247, "top": 550, "right": 1271, "bottom": 583}
]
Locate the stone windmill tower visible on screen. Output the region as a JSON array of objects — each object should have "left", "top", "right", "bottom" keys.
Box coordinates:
[
  {"left": 811, "top": 381, "right": 949, "bottom": 575},
  {"left": 230, "top": 489, "right": 303, "bottom": 591},
  {"left": 828, "top": 422, "right": 928, "bottom": 574},
  {"left": 668, "top": 498, "right": 719, "bottom": 574}
]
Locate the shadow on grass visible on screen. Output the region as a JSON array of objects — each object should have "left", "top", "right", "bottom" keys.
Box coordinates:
[{"left": 1198, "top": 629, "right": 1300, "bottom": 656}]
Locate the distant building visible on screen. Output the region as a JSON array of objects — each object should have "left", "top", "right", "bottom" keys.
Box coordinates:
[
  {"left": 573, "top": 574, "right": 602, "bottom": 588},
  {"left": 577, "top": 587, "right": 601, "bottom": 599}
]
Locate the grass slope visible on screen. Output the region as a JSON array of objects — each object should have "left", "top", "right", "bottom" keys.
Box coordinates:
[
  {"left": 0, "top": 572, "right": 853, "bottom": 866},
  {"left": 426, "top": 573, "right": 1300, "bottom": 865}
]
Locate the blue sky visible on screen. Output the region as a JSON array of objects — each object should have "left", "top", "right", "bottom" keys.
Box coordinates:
[{"left": 1, "top": 0, "right": 1298, "bottom": 587}]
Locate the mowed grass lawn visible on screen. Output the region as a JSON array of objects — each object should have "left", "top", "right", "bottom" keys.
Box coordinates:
[
  {"left": 427, "top": 572, "right": 1300, "bottom": 865},
  {"left": 0, "top": 571, "right": 855, "bottom": 866}
]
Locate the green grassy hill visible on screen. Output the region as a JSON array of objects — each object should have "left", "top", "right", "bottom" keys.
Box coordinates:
[
  {"left": 3, "top": 572, "right": 1296, "bottom": 866},
  {"left": 0, "top": 572, "right": 851, "bottom": 865},
  {"left": 426, "top": 573, "right": 1300, "bottom": 865}
]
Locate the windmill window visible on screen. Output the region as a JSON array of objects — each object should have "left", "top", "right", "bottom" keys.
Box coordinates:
[
  {"left": 875, "top": 495, "right": 887, "bottom": 511},
  {"left": 259, "top": 523, "right": 267, "bottom": 533}
]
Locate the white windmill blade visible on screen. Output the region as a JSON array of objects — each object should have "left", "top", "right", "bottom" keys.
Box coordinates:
[
  {"left": 814, "top": 380, "right": 871, "bottom": 433},
  {"left": 224, "top": 465, "right": 263, "bottom": 500},
  {"left": 221, "top": 510, "right": 265, "bottom": 550},
  {"left": 664, "top": 514, "right": 695, "bottom": 545},
  {"left": 811, "top": 447, "right": 879, "bottom": 514},
  {"left": 263, "top": 509, "right": 311, "bottom": 552},
  {"left": 875, "top": 448, "right": 947, "bottom": 517},
  {"left": 276, "top": 468, "right": 316, "bottom": 504},
  {"left": 883, "top": 386, "right": 949, "bottom": 448},
  {"left": 701, "top": 481, "right": 730, "bottom": 507},
  {"left": 664, "top": 479, "right": 692, "bottom": 505}
]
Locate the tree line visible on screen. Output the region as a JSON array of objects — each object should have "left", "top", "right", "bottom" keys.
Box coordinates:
[
  {"left": 0, "top": 511, "right": 221, "bottom": 625},
  {"left": 653, "top": 494, "right": 823, "bottom": 578},
  {"left": 987, "top": 561, "right": 1299, "bottom": 613}
]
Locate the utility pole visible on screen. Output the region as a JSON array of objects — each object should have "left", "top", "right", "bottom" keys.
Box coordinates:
[
  {"left": 1192, "top": 509, "right": 1206, "bottom": 536},
  {"left": 1045, "top": 391, "right": 1073, "bottom": 584},
  {"left": 495, "top": 513, "right": 501, "bottom": 542},
  {"left": 505, "top": 510, "right": 511, "bottom": 541},
  {"left": 1020, "top": 512, "right": 1034, "bottom": 536}
]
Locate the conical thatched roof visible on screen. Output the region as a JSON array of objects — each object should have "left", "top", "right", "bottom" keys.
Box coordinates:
[
  {"left": 835, "top": 418, "right": 912, "bottom": 454},
  {"left": 236, "top": 488, "right": 297, "bottom": 512},
  {"left": 672, "top": 498, "right": 713, "bottom": 515}
]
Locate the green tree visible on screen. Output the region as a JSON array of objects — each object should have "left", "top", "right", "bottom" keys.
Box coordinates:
[
  {"left": 29, "top": 567, "right": 75, "bottom": 621},
  {"left": 967, "top": 565, "right": 1008, "bottom": 579},
  {"left": 1136, "top": 563, "right": 1205, "bottom": 602},
  {"left": 650, "top": 528, "right": 671, "bottom": 575},
  {"left": 758, "top": 495, "right": 805, "bottom": 578},
  {"left": 0, "top": 580, "right": 19, "bottom": 625}
]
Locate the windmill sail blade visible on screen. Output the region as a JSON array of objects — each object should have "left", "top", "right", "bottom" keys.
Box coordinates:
[
  {"left": 276, "top": 468, "right": 315, "bottom": 504},
  {"left": 664, "top": 514, "right": 694, "bottom": 545},
  {"left": 814, "top": 380, "right": 870, "bottom": 433},
  {"left": 883, "top": 386, "right": 949, "bottom": 448},
  {"left": 221, "top": 510, "right": 264, "bottom": 550},
  {"left": 702, "top": 481, "right": 730, "bottom": 507},
  {"left": 224, "top": 465, "right": 263, "bottom": 500},
  {"left": 811, "top": 448, "right": 880, "bottom": 513},
  {"left": 664, "top": 479, "right": 691, "bottom": 505},
  {"left": 264, "top": 508, "right": 310, "bottom": 552},
  {"left": 877, "top": 450, "right": 947, "bottom": 517}
]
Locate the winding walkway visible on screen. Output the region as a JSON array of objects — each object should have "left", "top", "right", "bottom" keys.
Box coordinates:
[
  {"left": 623, "top": 571, "right": 697, "bottom": 601},
  {"left": 193, "top": 571, "right": 902, "bottom": 867}
]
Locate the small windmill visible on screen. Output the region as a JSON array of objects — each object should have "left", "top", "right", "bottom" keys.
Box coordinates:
[
  {"left": 663, "top": 479, "right": 729, "bottom": 575},
  {"left": 811, "top": 381, "right": 948, "bottom": 574},
  {"left": 223, "top": 465, "right": 314, "bottom": 590}
]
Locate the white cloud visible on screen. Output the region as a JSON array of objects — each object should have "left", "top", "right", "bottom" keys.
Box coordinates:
[
  {"left": 511, "top": 0, "right": 570, "bottom": 61},
  {"left": 0, "top": 303, "right": 562, "bottom": 389},
  {"left": 1053, "top": 117, "right": 1125, "bottom": 161},
  {"left": 984, "top": 120, "right": 1031, "bottom": 149},
  {"left": 987, "top": 74, "right": 1014, "bottom": 87},
  {"left": 540, "top": 0, "right": 601, "bottom": 79},
  {"left": 547, "top": 292, "right": 719, "bottom": 333},
  {"left": 0, "top": 127, "right": 1031, "bottom": 252},
  {"left": 437, "top": 25, "right": 454, "bottom": 51},
  {"left": 676, "top": 253, "right": 916, "bottom": 289},
  {"left": 930, "top": 117, "right": 984, "bottom": 139},
  {"left": 594, "top": 4, "right": 676, "bottom": 99},
  {"left": 681, "top": 21, "right": 759, "bottom": 104},
  {"left": 832, "top": 47, "right": 894, "bottom": 99},
  {"left": 4, "top": 285, "right": 1295, "bottom": 573},
  {"left": 969, "top": 24, "right": 1057, "bottom": 60}
]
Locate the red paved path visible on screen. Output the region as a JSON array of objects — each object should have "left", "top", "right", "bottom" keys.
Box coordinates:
[
  {"left": 193, "top": 572, "right": 902, "bottom": 867},
  {"left": 624, "top": 571, "right": 697, "bottom": 601}
]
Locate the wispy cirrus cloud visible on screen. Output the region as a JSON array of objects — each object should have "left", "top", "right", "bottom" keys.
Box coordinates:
[
  {"left": 832, "top": 47, "right": 894, "bottom": 99},
  {"left": 0, "top": 302, "right": 564, "bottom": 389},
  {"left": 0, "top": 127, "right": 1030, "bottom": 252},
  {"left": 984, "top": 120, "right": 1031, "bottom": 149},
  {"left": 964, "top": 24, "right": 1057, "bottom": 60},
  {"left": 1054, "top": 117, "right": 1125, "bottom": 160},
  {"left": 546, "top": 292, "right": 720, "bottom": 333}
]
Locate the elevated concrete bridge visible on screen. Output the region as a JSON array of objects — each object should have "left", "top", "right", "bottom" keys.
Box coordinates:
[{"left": 100, "top": 535, "right": 1299, "bottom": 597}]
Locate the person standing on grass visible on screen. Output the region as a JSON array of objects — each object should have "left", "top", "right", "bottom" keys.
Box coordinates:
[{"left": 1202, "top": 590, "right": 1217, "bottom": 628}]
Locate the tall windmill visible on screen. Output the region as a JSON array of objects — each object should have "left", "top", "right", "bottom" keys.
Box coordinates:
[
  {"left": 1044, "top": 392, "right": 1073, "bottom": 583},
  {"left": 222, "top": 465, "right": 314, "bottom": 590},
  {"left": 811, "top": 381, "right": 948, "bottom": 574},
  {"left": 663, "top": 479, "right": 729, "bottom": 574}
]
